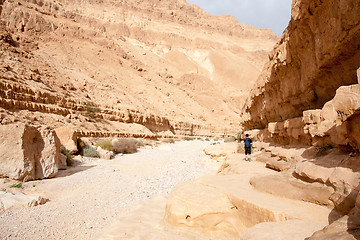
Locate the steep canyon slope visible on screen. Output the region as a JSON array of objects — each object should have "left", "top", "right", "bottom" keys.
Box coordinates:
[
  {"left": 241, "top": 0, "right": 360, "bottom": 151},
  {"left": 0, "top": 0, "right": 277, "bottom": 137}
]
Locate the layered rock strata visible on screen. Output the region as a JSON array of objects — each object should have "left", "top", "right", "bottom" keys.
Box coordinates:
[
  {"left": 0, "top": 0, "right": 277, "bottom": 137},
  {"left": 241, "top": 0, "right": 360, "bottom": 130},
  {"left": 248, "top": 74, "right": 360, "bottom": 151}
]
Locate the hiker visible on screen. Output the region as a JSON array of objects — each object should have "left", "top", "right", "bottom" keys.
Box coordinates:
[{"left": 244, "top": 134, "right": 252, "bottom": 161}]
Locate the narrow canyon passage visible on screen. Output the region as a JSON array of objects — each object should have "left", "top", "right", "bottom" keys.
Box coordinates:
[{"left": 0, "top": 141, "right": 219, "bottom": 240}]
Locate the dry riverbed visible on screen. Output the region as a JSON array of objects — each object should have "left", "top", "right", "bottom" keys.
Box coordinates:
[{"left": 0, "top": 140, "right": 220, "bottom": 240}]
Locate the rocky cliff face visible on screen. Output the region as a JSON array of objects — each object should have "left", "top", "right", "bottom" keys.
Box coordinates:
[
  {"left": 241, "top": 0, "right": 360, "bottom": 151},
  {"left": 241, "top": 0, "right": 360, "bottom": 130},
  {"left": 0, "top": 0, "right": 277, "bottom": 137}
]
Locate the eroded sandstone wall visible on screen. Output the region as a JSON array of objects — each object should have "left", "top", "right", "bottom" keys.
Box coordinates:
[
  {"left": 249, "top": 69, "right": 360, "bottom": 152},
  {"left": 241, "top": 0, "right": 360, "bottom": 130}
]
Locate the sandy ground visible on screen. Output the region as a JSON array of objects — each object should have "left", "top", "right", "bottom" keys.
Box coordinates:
[{"left": 0, "top": 140, "right": 221, "bottom": 240}]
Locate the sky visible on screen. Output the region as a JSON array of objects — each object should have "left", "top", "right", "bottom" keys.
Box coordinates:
[{"left": 186, "top": 0, "right": 292, "bottom": 36}]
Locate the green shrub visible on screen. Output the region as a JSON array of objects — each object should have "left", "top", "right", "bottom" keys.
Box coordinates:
[
  {"left": 112, "top": 138, "right": 138, "bottom": 154},
  {"left": 184, "top": 137, "right": 195, "bottom": 141},
  {"left": 96, "top": 139, "right": 113, "bottom": 151},
  {"left": 60, "top": 146, "right": 74, "bottom": 166},
  {"left": 82, "top": 145, "right": 99, "bottom": 158},
  {"left": 10, "top": 183, "right": 22, "bottom": 188},
  {"left": 84, "top": 101, "right": 100, "bottom": 113},
  {"left": 205, "top": 138, "right": 210, "bottom": 141}
]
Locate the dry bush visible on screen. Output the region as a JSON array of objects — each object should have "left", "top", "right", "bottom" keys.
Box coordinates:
[
  {"left": 82, "top": 144, "right": 99, "bottom": 158},
  {"left": 112, "top": 138, "right": 139, "bottom": 154},
  {"left": 96, "top": 139, "right": 113, "bottom": 151}
]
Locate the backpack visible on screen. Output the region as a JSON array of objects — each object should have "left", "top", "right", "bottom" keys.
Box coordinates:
[{"left": 244, "top": 138, "right": 252, "bottom": 148}]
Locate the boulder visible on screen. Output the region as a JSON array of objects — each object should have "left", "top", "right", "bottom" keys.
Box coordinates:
[
  {"left": 36, "top": 126, "right": 60, "bottom": 179},
  {"left": 54, "top": 126, "right": 78, "bottom": 153},
  {"left": 0, "top": 123, "right": 60, "bottom": 181},
  {"left": 265, "top": 159, "right": 292, "bottom": 172},
  {"left": 58, "top": 153, "right": 67, "bottom": 170},
  {"left": 96, "top": 146, "right": 114, "bottom": 160},
  {"left": 0, "top": 190, "right": 48, "bottom": 211}
]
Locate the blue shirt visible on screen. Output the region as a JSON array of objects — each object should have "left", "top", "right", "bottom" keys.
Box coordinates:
[{"left": 244, "top": 137, "right": 252, "bottom": 148}]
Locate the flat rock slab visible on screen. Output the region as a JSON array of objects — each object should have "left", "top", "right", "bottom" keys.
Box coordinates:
[
  {"left": 0, "top": 191, "right": 47, "bottom": 211},
  {"left": 250, "top": 174, "right": 334, "bottom": 206},
  {"left": 265, "top": 158, "right": 292, "bottom": 172},
  {"left": 239, "top": 220, "right": 326, "bottom": 240},
  {"left": 99, "top": 196, "right": 209, "bottom": 240},
  {"left": 165, "top": 165, "right": 332, "bottom": 239}
]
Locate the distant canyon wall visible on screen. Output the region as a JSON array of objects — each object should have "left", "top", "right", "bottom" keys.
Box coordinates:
[
  {"left": 241, "top": 0, "right": 360, "bottom": 151},
  {"left": 0, "top": 0, "right": 277, "bottom": 137}
]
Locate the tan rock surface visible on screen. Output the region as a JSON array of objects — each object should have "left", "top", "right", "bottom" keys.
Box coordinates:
[
  {"left": 0, "top": 190, "right": 47, "bottom": 211},
  {"left": 0, "top": 123, "right": 59, "bottom": 181},
  {"left": 37, "top": 126, "right": 60, "bottom": 179},
  {"left": 203, "top": 142, "right": 238, "bottom": 161},
  {"left": 165, "top": 154, "right": 332, "bottom": 239},
  {"left": 54, "top": 126, "right": 78, "bottom": 153},
  {"left": 306, "top": 208, "right": 360, "bottom": 240},
  {"left": 239, "top": 220, "right": 327, "bottom": 240},
  {"left": 241, "top": 0, "right": 360, "bottom": 130},
  {"left": 250, "top": 174, "right": 334, "bottom": 206}
]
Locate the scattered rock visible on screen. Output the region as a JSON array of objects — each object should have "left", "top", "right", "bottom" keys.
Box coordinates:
[
  {"left": 96, "top": 146, "right": 114, "bottom": 160},
  {"left": 0, "top": 191, "right": 47, "bottom": 211}
]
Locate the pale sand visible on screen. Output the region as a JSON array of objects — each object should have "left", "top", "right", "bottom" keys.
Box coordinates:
[{"left": 0, "top": 140, "right": 220, "bottom": 240}]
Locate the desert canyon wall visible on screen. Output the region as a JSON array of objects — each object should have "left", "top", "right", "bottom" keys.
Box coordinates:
[
  {"left": 241, "top": 0, "right": 360, "bottom": 152},
  {"left": 0, "top": 0, "right": 277, "bottom": 138}
]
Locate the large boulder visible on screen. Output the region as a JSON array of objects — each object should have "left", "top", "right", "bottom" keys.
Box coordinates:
[
  {"left": 0, "top": 123, "right": 60, "bottom": 181},
  {"left": 54, "top": 126, "right": 78, "bottom": 153},
  {"left": 36, "top": 126, "right": 61, "bottom": 179}
]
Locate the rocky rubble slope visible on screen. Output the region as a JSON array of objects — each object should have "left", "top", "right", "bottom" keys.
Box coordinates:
[{"left": 0, "top": 0, "right": 277, "bottom": 137}]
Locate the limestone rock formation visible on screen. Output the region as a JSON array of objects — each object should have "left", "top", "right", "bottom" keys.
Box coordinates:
[
  {"left": 0, "top": 123, "right": 59, "bottom": 181},
  {"left": 164, "top": 166, "right": 332, "bottom": 239},
  {"left": 241, "top": 0, "right": 360, "bottom": 130},
  {"left": 0, "top": 0, "right": 277, "bottom": 138},
  {"left": 54, "top": 126, "right": 78, "bottom": 153}
]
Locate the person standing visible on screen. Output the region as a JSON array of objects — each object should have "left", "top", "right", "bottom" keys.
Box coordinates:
[{"left": 244, "top": 134, "right": 252, "bottom": 161}]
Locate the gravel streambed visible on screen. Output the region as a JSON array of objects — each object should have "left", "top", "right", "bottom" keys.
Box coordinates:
[{"left": 0, "top": 140, "right": 218, "bottom": 240}]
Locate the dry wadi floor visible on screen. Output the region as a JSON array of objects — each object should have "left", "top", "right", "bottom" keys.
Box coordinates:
[
  {"left": 0, "top": 140, "right": 221, "bottom": 240},
  {"left": 0, "top": 141, "right": 334, "bottom": 240}
]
